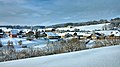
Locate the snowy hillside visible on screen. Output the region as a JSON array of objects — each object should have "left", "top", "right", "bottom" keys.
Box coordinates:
[
  {"left": 0, "top": 45, "right": 120, "bottom": 67},
  {"left": 74, "top": 23, "right": 110, "bottom": 31},
  {"left": 57, "top": 23, "right": 110, "bottom": 31}
]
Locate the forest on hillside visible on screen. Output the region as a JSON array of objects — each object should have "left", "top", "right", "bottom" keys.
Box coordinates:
[{"left": 47, "top": 17, "right": 120, "bottom": 28}]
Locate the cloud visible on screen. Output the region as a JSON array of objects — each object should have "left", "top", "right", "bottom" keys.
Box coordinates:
[{"left": 0, "top": 0, "right": 120, "bottom": 25}]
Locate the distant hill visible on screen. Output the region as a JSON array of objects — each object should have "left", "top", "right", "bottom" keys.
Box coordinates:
[
  {"left": 46, "top": 19, "right": 110, "bottom": 28},
  {"left": 47, "top": 17, "right": 120, "bottom": 28},
  {"left": 0, "top": 18, "right": 119, "bottom": 29}
]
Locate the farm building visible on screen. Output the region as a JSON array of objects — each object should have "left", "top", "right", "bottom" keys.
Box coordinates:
[
  {"left": 10, "top": 30, "right": 18, "bottom": 38},
  {"left": 46, "top": 32, "right": 61, "bottom": 39}
]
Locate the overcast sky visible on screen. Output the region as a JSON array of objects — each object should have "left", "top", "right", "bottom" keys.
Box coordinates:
[{"left": 0, "top": 0, "right": 120, "bottom": 26}]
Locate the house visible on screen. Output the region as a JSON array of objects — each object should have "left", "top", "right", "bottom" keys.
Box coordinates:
[
  {"left": 58, "top": 33, "right": 67, "bottom": 38},
  {"left": 81, "top": 33, "right": 92, "bottom": 39},
  {"left": 64, "top": 33, "right": 73, "bottom": 38},
  {"left": 90, "top": 30, "right": 105, "bottom": 40},
  {"left": 26, "top": 31, "right": 34, "bottom": 36},
  {"left": 46, "top": 32, "right": 61, "bottom": 39},
  {"left": 91, "top": 33, "right": 104, "bottom": 40},
  {"left": 17, "top": 30, "right": 26, "bottom": 38},
  {"left": 38, "top": 32, "right": 47, "bottom": 37},
  {"left": 10, "top": 30, "right": 18, "bottom": 38},
  {"left": 66, "top": 32, "right": 92, "bottom": 39},
  {"left": 4, "top": 29, "right": 12, "bottom": 36},
  {"left": 26, "top": 31, "right": 34, "bottom": 40}
]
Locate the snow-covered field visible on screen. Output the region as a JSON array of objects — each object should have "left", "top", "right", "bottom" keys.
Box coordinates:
[
  {"left": 74, "top": 23, "right": 110, "bottom": 31},
  {"left": 0, "top": 45, "right": 120, "bottom": 67},
  {"left": 0, "top": 38, "right": 48, "bottom": 49},
  {"left": 57, "top": 23, "right": 110, "bottom": 31},
  {"left": 96, "top": 30, "right": 120, "bottom": 36}
]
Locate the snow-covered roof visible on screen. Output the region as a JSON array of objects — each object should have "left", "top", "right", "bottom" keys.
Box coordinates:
[
  {"left": 57, "top": 33, "right": 67, "bottom": 36},
  {"left": 46, "top": 32, "right": 59, "bottom": 36},
  {"left": 0, "top": 27, "right": 7, "bottom": 31},
  {"left": 0, "top": 32, "right": 4, "bottom": 34},
  {"left": 10, "top": 30, "right": 18, "bottom": 34},
  {"left": 38, "top": 29, "right": 45, "bottom": 31},
  {"left": 3, "top": 28, "right": 12, "bottom": 32},
  {"left": 22, "top": 29, "right": 31, "bottom": 33},
  {"left": 45, "top": 28, "right": 54, "bottom": 30}
]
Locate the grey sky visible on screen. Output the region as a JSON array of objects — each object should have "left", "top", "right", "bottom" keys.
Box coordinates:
[{"left": 0, "top": 0, "right": 120, "bottom": 26}]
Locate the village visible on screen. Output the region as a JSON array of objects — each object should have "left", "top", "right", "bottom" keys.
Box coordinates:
[
  {"left": 0, "top": 0, "right": 120, "bottom": 66},
  {"left": 0, "top": 22, "right": 120, "bottom": 62},
  {"left": 0, "top": 0, "right": 120, "bottom": 67}
]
